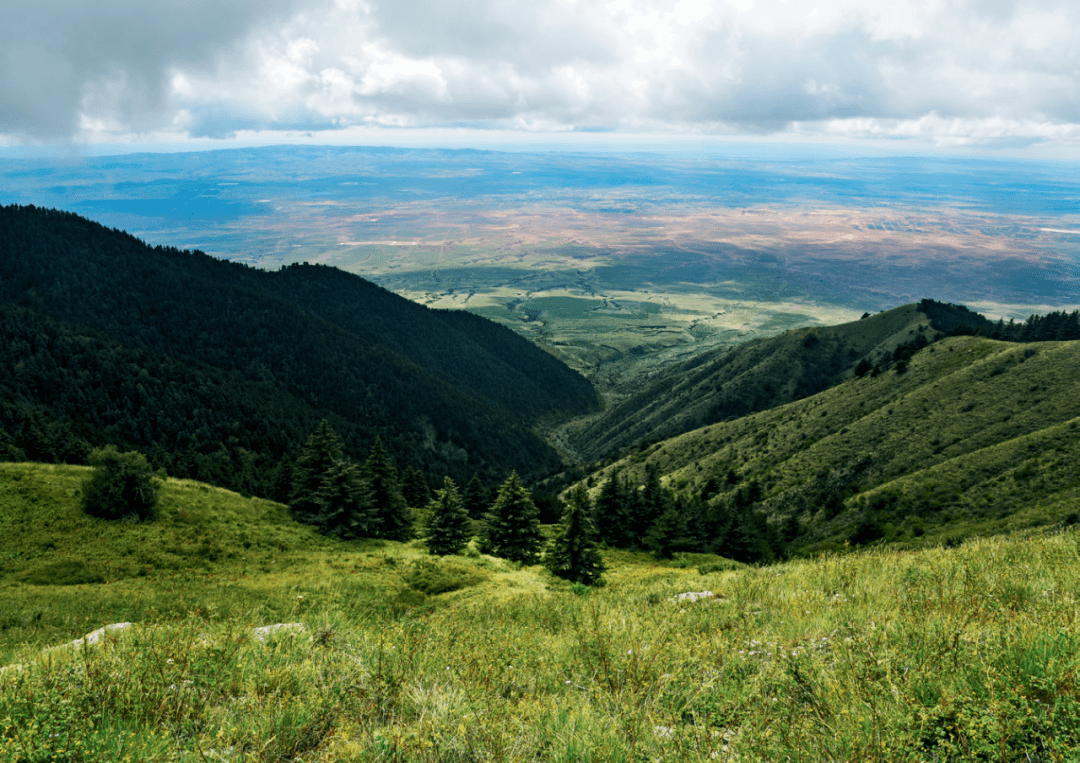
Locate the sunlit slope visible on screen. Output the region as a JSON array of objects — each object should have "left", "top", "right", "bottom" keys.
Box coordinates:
[
  {"left": 570, "top": 304, "right": 932, "bottom": 460},
  {"left": 586, "top": 336, "right": 1080, "bottom": 551},
  {"left": 0, "top": 463, "right": 335, "bottom": 587}
]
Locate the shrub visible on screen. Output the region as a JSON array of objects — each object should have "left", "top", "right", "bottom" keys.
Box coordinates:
[
  {"left": 81, "top": 446, "right": 162, "bottom": 522},
  {"left": 402, "top": 558, "right": 487, "bottom": 595}
]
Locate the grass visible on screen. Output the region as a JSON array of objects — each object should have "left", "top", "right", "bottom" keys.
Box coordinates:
[
  {"left": 3, "top": 463, "right": 1080, "bottom": 760},
  {"left": 587, "top": 336, "right": 1080, "bottom": 552}
]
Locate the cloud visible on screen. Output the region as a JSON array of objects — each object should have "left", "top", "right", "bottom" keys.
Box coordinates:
[{"left": 4, "top": 0, "right": 1080, "bottom": 148}]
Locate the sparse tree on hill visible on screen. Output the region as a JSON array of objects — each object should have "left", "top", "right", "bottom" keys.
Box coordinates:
[
  {"left": 545, "top": 485, "right": 605, "bottom": 585},
  {"left": 482, "top": 472, "right": 544, "bottom": 564},
  {"left": 424, "top": 477, "right": 471, "bottom": 556},
  {"left": 290, "top": 420, "right": 344, "bottom": 526},
  {"left": 81, "top": 446, "right": 162, "bottom": 522},
  {"left": 363, "top": 437, "right": 412, "bottom": 540}
]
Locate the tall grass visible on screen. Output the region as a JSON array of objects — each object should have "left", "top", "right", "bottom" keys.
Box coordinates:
[{"left": 4, "top": 528, "right": 1080, "bottom": 761}]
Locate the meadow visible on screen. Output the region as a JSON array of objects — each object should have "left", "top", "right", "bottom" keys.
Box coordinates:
[{"left": 3, "top": 463, "right": 1080, "bottom": 761}]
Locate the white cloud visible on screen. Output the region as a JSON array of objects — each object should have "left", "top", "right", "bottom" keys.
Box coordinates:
[{"left": 3, "top": 0, "right": 1080, "bottom": 150}]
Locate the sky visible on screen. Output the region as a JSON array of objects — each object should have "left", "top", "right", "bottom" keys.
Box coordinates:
[{"left": 3, "top": 0, "right": 1080, "bottom": 156}]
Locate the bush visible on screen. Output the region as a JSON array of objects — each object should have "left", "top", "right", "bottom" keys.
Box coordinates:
[
  {"left": 402, "top": 558, "right": 487, "bottom": 595},
  {"left": 81, "top": 446, "right": 163, "bottom": 522}
]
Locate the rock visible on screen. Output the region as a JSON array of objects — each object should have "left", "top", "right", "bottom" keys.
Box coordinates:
[
  {"left": 671, "top": 591, "right": 715, "bottom": 603},
  {"left": 252, "top": 623, "right": 307, "bottom": 642},
  {"left": 42, "top": 622, "right": 134, "bottom": 654}
]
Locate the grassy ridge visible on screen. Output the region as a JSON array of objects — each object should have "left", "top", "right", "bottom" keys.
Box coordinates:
[
  {"left": 2, "top": 464, "right": 1080, "bottom": 760},
  {"left": 583, "top": 336, "right": 1080, "bottom": 552},
  {"left": 570, "top": 304, "right": 931, "bottom": 461}
]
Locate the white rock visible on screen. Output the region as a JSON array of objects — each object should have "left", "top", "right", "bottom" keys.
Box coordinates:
[
  {"left": 252, "top": 623, "right": 307, "bottom": 642},
  {"left": 43, "top": 622, "right": 134, "bottom": 654},
  {"left": 83, "top": 622, "right": 133, "bottom": 645},
  {"left": 672, "top": 591, "right": 715, "bottom": 603}
]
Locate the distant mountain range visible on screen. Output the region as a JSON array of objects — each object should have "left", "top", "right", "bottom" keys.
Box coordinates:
[{"left": 0, "top": 205, "right": 598, "bottom": 497}]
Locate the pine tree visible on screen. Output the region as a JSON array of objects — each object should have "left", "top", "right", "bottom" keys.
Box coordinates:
[
  {"left": 424, "top": 477, "right": 471, "bottom": 556},
  {"left": 594, "top": 468, "right": 632, "bottom": 547},
  {"left": 316, "top": 458, "right": 377, "bottom": 539},
  {"left": 645, "top": 495, "right": 700, "bottom": 559},
  {"left": 462, "top": 473, "right": 490, "bottom": 520},
  {"left": 363, "top": 436, "right": 412, "bottom": 540},
  {"left": 635, "top": 463, "right": 668, "bottom": 540},
  {"left": 482, "top": 472, "right": 544, "bottom": 564},
  {"left": 401, "top": 465, "right": 432, "bottom": 509},
  {"left": 290, "top": 420, "right": 344, "bottom": 526},
  {"left": 545, "top": 485, "right": 605, "bottom": 585}
]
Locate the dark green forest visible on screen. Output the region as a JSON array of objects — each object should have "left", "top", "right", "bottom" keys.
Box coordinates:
[{"left": 0, "top": 205, "right": 598, "bottom": 500}]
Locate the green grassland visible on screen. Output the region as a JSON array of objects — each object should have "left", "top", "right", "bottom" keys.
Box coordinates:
[
  {"left": 580, "top": 335, "right": 1080, "bottom": 553},
  {"left": 4, "top": 463, "right": 1080, "bottom": 761}
]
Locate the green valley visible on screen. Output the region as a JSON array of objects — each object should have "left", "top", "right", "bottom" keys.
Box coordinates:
[{"left": 3, "top": 204, "right": 1080, "bottom": 761}]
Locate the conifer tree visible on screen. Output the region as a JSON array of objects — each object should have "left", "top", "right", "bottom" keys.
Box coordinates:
[
  {"left": 594, "top": 468, "right": 632, "bottom": 547},
  {"left": 289, "top": 420, "right": 344, "bottom": 526},
  {"left": 462, "top": 473, "right": 490, "bottom": 520},
  {"left": 634, "top": 463, "right": 668, "bottom": 540},
  {"left": 363, "top": 436, "right": 412, "bottom": 540},
  {"left": 482, "top": 472, "right": 544, "bottom": 564},
  {"left": 401, "top": 465, "right": 432, "bottom": 509},
  {"left": 316, "top": 458, "right": 378, "bottom": 539},
  {"left": 645, "top": 495, "right": 700, "bottom": 559},
  {"left": 424, "top": 477, "right": 471, "bottom": 556},
  {"left": 545, "top": 485, "right": 605, "bottom": 585}
]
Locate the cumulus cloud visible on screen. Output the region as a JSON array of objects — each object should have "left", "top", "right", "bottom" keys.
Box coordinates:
[{"left": 3, "top": 0, "right": 1080, "bottom": 147}]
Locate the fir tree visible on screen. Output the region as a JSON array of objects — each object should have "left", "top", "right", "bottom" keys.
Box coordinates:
[
  {"left": 401, "top": 465, "right": 432, "bottom": 509},
  {"left": 290, "top": 420, "right": 344, "bottom": 526},
  {"left": 424, "top": 477, "right": 471, "bottom": 556},
  {"left": 545, "top": 485, "right": 605, "bottom": 585},
  {"left": 316, "top": 458, "right": 377, "bottom": 539},
  {"left": 482, "top": 472, "right": 544, "bottom": 564},
  {"left": 594, "top": 468, "right": 632, "bottom": 547},
  {"left": 645, "top": 495, "right": 700, "bottom": 559},
  {"left": 462, "top": 473, "right": 490, "bottom": 520},
  {"left": 631, "top": 463, "right": 668, "bottom": 542},
  {"left": 363, "top": 436, "right": 412, "bottom": 540}
]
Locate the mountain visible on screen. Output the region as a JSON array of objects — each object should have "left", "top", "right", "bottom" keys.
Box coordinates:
[
  {"left": 570, "top": 303, "right": 934, "bottom": 461},
  {"left": 0, "top": 205, "right": 598, "bottom": 495},
  {"left": 569, "top": 299, "right": 1080, "bottom": 463},
  {"left": 579, "top": 332, "right": 1080, "bottom": 556}
]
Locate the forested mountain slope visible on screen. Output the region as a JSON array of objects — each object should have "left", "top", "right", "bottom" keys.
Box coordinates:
[
  {"left": 0, "top": 205, "right": 598, "bottom": 495},
  {"left": 581, "top": 335, "right": 1080, "bottom": 556},
  {"left": 570, "top": 300, "right": 1080, "bottom": 463},
  {"left": 570, "top": 304, "right": 933, "bottom": 460}
]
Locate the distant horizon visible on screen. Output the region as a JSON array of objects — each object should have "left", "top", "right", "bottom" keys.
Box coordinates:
[{"left": 4, "top": 131, "right": 1080, "bottom": 164}]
